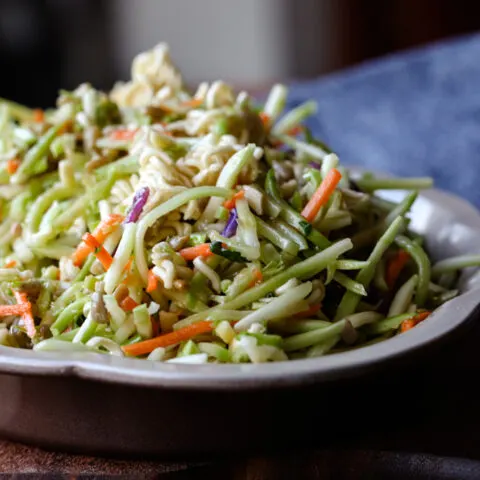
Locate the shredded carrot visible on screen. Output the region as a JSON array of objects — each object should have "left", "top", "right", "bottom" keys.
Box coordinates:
[
  {"left": 294, "top": 303, "right": 322, "bottom": 319},
  {"left": 123, "top": 256, "right": 133, "bottom": 273},
  {"left": 416, "top": 311, "right": 432, "bottom": 322},
  {"left": 4, "top": 260, "right": 16, "bottom": 268},
  {"left": 400, "top": 311, "right": 431, "bottom": 333},
  {"left": 180, "top": 98, "right": 203, "bottom": 108},
  {"left": 400, "top": 319, "right": 416, "bottom": 332},
  {"left": 147, "top": 269, "right": 159, "bottom": 293},
  {"left": 286, "top": 125, "right": 304, "bottom": 136},
  {"left": 13, "top": 291, "right": 36, "bottom": 338},
  {"left": 72, "top": 214, "right": 124, "bottom": 266},
  {"left": 223, "top": 190, "right": 245, "bottom": 209},
  {"left": 33, "top": 109, "right": 44, "bottom": 123},
  {"left": 120, "top": 296, "right": 138, "bottom": 312},
  {"left": 248, "top": 269, "right": 263, "bottom": 288},
  {"left": 81, "top": 233, "right": 114, "bottom": 270},
  {"left": 0, "top": 304, "right": 29, "bottom": 317},
  {"left": 259, "top": 112, "right": 270, "bottom": 127},
  {"left": 122, "top": 320, "right": 213, "bottom": 356},
  {"left": 120, "top": 257, "right": 135, "bottom": 285},
  {"left": 301, "top": 168, "right": 342, "bottom": 222},
  {"left": 6, "top": 158, "right": 20, "bottom": 174},
  {"left": 386, "top": 250, "right": 410, "bottom": 289},
  {"left": 94, "top": 214, "right": 125, "bottom": 240},
  {"left": 109, "top": 128, "right": 139, "bottom": 141},
  {"left": 179, "top": 243, "right": 214, "bottom": 261}
]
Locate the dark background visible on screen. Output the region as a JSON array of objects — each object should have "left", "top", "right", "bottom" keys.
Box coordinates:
[{"left": 2, "top": 0, "right": 480, "bottom": 108}]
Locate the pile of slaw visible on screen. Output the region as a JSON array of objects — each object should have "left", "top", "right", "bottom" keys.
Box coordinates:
[{"left": 0, "top": 43, "right": 477, "bottom": 365}]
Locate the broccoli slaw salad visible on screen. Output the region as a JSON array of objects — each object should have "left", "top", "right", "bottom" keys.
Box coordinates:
[{"left": 0, "top": 43, "right": 477, "bottom": 365}]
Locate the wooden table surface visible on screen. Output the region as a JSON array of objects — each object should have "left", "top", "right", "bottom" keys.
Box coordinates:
[{"left": 2, "top": 440, "right": 480, "bottom": 479}]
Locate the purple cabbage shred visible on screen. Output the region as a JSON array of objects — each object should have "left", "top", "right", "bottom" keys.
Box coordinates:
[
  {"left": 222, "top": 208, "right": 238, "bottom": 238},
  {"left": 124, "top": 187, "right": 150, "bottom": 223}
]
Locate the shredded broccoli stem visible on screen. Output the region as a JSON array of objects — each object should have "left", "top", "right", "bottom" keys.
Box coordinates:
[
  {"left": 356, "top": 176, "right": 433, "bottom": 192},
  {"left": 272, "top": 100, "right": 317, "bottom": 135},
  {"left": 432, "top": 254, "right": 480, "bottom": 276},
  {"left": 264, "top": 169, "right": 330, "bottom": 249},
  {"left": 0, "top": 97, "right": 34, "bottom": 122},
  {"left": 12, "top": 121, "right": 69, "bottom": 184},
  {"left": 335, "top": 216, "right": 405, "bottom": 321},
  {"left": 394, "top": 235, "right": 431, "bottom": 307},
  {"left": 50, "top": 297, "right": 88, "bottom": 336}
]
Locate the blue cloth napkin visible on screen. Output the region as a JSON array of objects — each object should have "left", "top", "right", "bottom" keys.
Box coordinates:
[{"left": 287, "top": 34, "right": 480, "bottom": 206}]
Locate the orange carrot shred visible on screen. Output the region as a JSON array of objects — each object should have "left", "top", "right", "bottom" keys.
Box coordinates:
[
  {"left": 386, "top": 250, "right": 410, "bottom": 289},
  {"left": 223, "top": 190, "right": 245, "bottom": 210},
  {"left": 286, "top": 125, "right": 304, "bottom": 136},
  {"left": 13, "top": 291, "right": 36, "bottom": 338},
  {"left": 0, "top": 304, "right": 29, "bottom": 317},
  {"left": 120, "top": 257, "right": 135, "bottom": 285},
  {"left": 33, "top": 109, "right": 44, "bottom": 123},
  {"left": 120, "top": 296, "right": 138, "bottom": 312},
  {"left": 248, "top": 269, "right": 263, "bottom": 288},
  {"left": 301, "top": 168, "right": 342, "bottom": 222},
  {"left": 6, "top": 158, "right": 20, "bottom": 174},
  {"left": 109, "top": 128, "right": 139, "bottom": 141},
  {"left": 400, "top": 311, "right": 431, "bottom": 333},
  {"left": 259, "top": 112, "right": 270, "bottom": 127},
  {"left": 4, "top": 260, "right": 16, "bottom": 268},
  {"left": 400, "top": 319, "right": 416, "bottom": 333},
  {"left": 417, "top": 311, "right": 431, "bottom": 321},
  {"left": 294, "top": 303, "right": 322, "bottom": 319},
  {"left": 72, "top": 214, "right": 124, "bottom": 267},
  {"left": 123, "top": 256, "right": 133, "bottom": 273},
  {"left": 147, "top": 269, "right": 159, "bottom": 293},
  {"left": 181, "top": 98, "right": 203, "bottom": 108},
  {"left": 81, "top": 233, "right": 114, "bottom": 270},
  {"left": 179, "top": 244, "right": 214, "bottom": 261},
  {"left": 122, "top": 321, "right": 213, "bottom": 356},
  {"left": 81, "top": 233, "right": 101, "bottom": 252}
]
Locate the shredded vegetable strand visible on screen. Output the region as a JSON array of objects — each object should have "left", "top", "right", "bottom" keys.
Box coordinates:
[
  {"left": 394, "top": 235, "right": 431, "bottom": 307},
  {"left": 123, "top": 321, "right": 213, "bottom": 356},
  {"left": 335, "top": 216, "right": 405, "bottom": 321}
]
